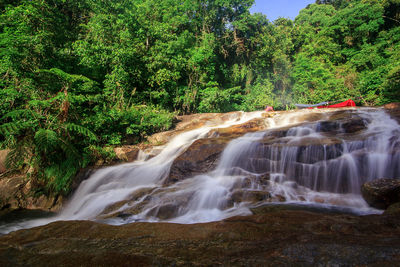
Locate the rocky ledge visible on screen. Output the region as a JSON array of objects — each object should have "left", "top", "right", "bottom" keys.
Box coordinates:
[{"left": 1, "top": 208, "right": 400, "bottom": 266}]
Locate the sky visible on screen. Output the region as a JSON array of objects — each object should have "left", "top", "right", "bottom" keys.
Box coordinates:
[{"left": 250, "top": 0, "right": 316, "bottom": 22}]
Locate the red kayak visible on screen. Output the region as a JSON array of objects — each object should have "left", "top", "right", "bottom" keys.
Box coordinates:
[{"left": 317, "top": 99, "right": 356, "bottom": 108}]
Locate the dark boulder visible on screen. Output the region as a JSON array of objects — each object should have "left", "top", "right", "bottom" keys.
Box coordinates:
[
  {"left": 341, "top": 117, "right": 368, "bottom": 133},
  {"left": 384, "top": 202, "right": 400, "bottom": 215},
  {"left": 165, "top": 137, "right": 230, "bottom": 185},
  {"left": 361, "top": 178, "right": 400, "bottom": 209}
]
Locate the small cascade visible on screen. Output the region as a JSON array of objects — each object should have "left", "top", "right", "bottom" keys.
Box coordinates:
[
  {"left": 1, "top": 107, "right": 399, "bottom": 234},
  {"left": 229, "top": 108, "right": 400, "bottom": 195}
]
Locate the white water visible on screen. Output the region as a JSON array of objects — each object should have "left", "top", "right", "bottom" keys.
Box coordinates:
[{"left": 1, "top": 107, "right": 399, "bottom": 234}]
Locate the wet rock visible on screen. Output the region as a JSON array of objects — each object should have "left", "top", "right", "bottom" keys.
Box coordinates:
[
  {"left": 361, "top": 178, "right": 400, "bottom": 209},
  {"left": 100, "top": 188, "right": 196, "bottom": 220},
  {"left": 148, "top": 203, "right": 178, "bottom": 220},
  {"left": 230, "top": 190, "right": 271, "bottom": 204},
  {"left": 2, "top": 211, "right": 400, "bottom": 266},
  {"left": 165, "top": 138, "right": 230, "bottom": 185},
  {"left": 208, "top": 118, "right": 266, "bottom": 138},
  {"left": 250, "top": 203, "right": 354, "bottom": 215},
  {"left": 325, "top": 110, "right": 368, "bottom": 133},
  {"left": 341, "top": 117, "right": 368, "bottom": 133},
  {"left": 100, "top": 187, "right": 158, "bottom": 218},
  {"left": 316, "top": 121, "right": 340, "bottom": 132},
  {"left": 273, "top": 194, "right": 287, "bottom": 202}
]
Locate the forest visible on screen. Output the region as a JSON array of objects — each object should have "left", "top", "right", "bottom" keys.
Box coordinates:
[{"left": 0, "top": 0, "right": 399, "bottom": 194}]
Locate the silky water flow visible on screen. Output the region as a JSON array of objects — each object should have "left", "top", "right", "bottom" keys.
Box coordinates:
[{"left": 1, "top": 107, "right": 399, "bottom": 233}]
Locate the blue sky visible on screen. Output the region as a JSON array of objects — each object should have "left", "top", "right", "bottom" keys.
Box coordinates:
[{"left": 250, "top": 0, "right": 316, "bottom": 22}]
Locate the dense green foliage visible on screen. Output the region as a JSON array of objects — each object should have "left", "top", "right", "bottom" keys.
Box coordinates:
[{"left": 1, "top": 0, "right": 399, "bottom": 194}]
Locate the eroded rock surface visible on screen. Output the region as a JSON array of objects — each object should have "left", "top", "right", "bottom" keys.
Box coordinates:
[{"left": 1, "top": 210, "right": 400, "bottom": 266}]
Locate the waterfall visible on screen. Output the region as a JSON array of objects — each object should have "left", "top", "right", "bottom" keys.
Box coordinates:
[
  {"left": 1, "top": 107, "right": 399, "bottom": 233},
  {"left": 235, "top": 108, "right": 400, "bottom": 194}
]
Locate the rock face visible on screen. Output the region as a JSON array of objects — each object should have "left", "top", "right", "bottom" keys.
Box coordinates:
[
  {"left": 361, "top": 178, "right": 400, "bottom": 209},
  {"left": 0, "top": 176, "right": 62, "bottom": 213},
  {"left": 1, "top": 210, "right": 400, "bottom": 266}
]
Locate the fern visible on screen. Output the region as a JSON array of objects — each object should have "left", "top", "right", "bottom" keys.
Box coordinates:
[
  {"left": 34, "top": 129, "right": 59, "bottom": 153},
  {"left": 1, "top": 109, "right": 33, "bottom": 120},
  {"left": 65, "top": 123, "right": 97, "bottom": 141},
  {"left": 0, "top": 122, "right": 21, "bottom": 136}
]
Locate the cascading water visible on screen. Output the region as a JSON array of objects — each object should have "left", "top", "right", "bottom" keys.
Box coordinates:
[
  {"left": 243, "top": 108, "right": 400, "bottom": 194},
  {"left": 1, "top": 107, "right": 399, "bottom": 234},
  {"left": 0, "top": 111, "right": 264, "bottom": 232}
]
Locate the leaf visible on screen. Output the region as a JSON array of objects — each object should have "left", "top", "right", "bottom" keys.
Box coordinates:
[
  {"left": 0, "top": 122, "right": 21, "bottom": 136},
  {"left": 1, "top": 109, "right": 32, "bottom": 120},
  {"left": 65, "top": 123, "right": 98, "bottom": 141},
  {"left": 34, "top": 129, "right": 59, "bottom": 153}
]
